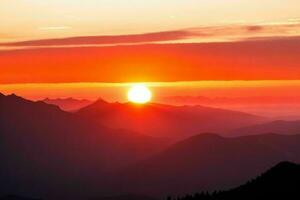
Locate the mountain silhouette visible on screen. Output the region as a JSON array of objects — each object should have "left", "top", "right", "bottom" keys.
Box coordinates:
[
  {"left": 2, "top": 93, "right": 300, "bottom": 199},
  {"left": 43, "top": 97, "right": 92, "bottom": 111},
  {"left": 230, "top": 120, "right": 300, "bottom": 136},
  {"left": 116, "top": 133, "right": 300, "bottom": 196},
  {"left": 0, "top": 93, "right": 167, "bottom": 199},
  {"left": 77, "top": 100, "right": 265, "bottom": 139},
  {"left": 171, "top": 161, "right": 300, "bottom": 200}
]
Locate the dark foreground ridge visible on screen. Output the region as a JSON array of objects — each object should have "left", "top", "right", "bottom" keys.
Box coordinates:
[
  {"left": 170, "top": 161, "right": 300, "bottom": 200},
  {"left": 0, "top": 195, "right": 41, "bottom": 200},
  {"left": 2, "top": 162, "right": 299, "bottom": 200}
]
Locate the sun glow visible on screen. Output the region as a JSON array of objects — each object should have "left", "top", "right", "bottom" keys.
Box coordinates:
[{"left": 127, "top": 84, "right": 152, "bottom": 104}]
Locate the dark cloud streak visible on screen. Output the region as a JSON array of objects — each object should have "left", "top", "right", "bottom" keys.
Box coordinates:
[
  {"left": 0, "top": 30, "right": 193, "bottom": 46},
  {"left": 1, "top": 20, "right": 300, "bottom": 47}
]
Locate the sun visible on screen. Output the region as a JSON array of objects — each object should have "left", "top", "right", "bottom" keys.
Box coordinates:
[{"left": 127, "top": 84, "right": 152, "bottom": 104}]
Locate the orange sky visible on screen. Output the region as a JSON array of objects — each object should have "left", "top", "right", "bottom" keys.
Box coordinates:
[
  {"left": 1, "top": 1, "right": 300, "bottom": 102},
  {"left": 1, "top": 81, "right": 300, "bottom": 102},
  {"left": 1, "top": 38, "right": 300, "bottom": 84}
]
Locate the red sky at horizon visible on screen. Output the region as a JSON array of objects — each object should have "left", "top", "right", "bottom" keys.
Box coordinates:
[
  {"left": 1, "top": 38, "right": 300, "bottom": 84},
  {"left": 1, "top": 38, "right": 300, "bottom": 102},
  {"left": 1, "top": 1, "right": 300, "bottom": 105}
]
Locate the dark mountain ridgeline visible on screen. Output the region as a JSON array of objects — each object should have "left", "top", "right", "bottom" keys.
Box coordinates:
[
  {"left": 171, "top": 161, "right": 300, "bottom": 200},
  {"left": 115, "top": 133, "right": 300, "bottom": 196},
  {"left": 1, "top": 93, "right": 300, "bottom": 199},
  {"left": 0, "top": 93, "right": 167, "bottom": 199},
  {"left": 3, "top": 162, "right": 300, "bottom": 199},
  {"left": 77, "top": 99, "right": 265, "bottom": 139},
  {"left": 43, "top": 97, "right": 93, "bottom": 112},
  {"left": 230, "top": 120, "right": 300, "bottom": 136}
]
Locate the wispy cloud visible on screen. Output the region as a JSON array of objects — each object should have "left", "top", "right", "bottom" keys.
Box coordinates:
[
  {"left": 1, "top": 19, "right": 300, "bottom": 49},
  {"left": 0, "top": 30, "right": 193, "bottom": 47},
  {"left": 38, "top": 26, "right": 72, "bottom": 31}
]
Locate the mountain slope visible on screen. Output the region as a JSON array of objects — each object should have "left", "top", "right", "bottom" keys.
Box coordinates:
[
  {"left": 0, "top": 93, "right": 167, "bottom": 199},
  {"left": 174, "top": 162, "right": 300, "bottom": 200},
  {"left": 43, "top": 97, "right": 92, "bottom": 111},
  {"left": 230, "top": 120, "right": 300, "bottom": 136},
  {"left": 115, "top": 133, "right": 300, "bottom": 196},
  {"left": 226, "top": 161, "right": 300, "bottom": 198},
  {"left": 77, "top": 100, "right": 265, "bottom": 139}
]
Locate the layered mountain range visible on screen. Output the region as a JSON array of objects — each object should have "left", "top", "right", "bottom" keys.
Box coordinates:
[{"left": 1, "top": 93, "right": 300, "bottom": 199}]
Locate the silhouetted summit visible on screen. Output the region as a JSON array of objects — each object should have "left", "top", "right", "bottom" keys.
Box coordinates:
[
  {"left": 172, "top": 161, "right": 300, "bottom": 200},
  {"left": 229, "top": 161, "right": 300, "bottom": 198},
  {"left": 0, "top": 94, "right": 167, "bottom": 199},
  {"left": 43, "top": 97, "right": 92, "bottom": 111},
  {"left": 116, "top": 133, "right": 300, "bottom": 196}
]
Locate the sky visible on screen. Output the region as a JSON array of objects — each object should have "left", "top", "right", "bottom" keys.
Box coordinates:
[
  {"left": 1, "top": 0, "right": 300, "bottom": 102},
  {"left": 1, "top": 81, "right": 300, "bottom": 101},
  {"left": 1, "top": 0, "right": 300, "bottom": 42}
]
